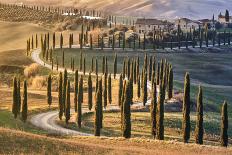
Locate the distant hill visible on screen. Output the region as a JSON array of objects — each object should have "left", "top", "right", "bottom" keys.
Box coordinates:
[{"left": 2, "top": 0, "right": 232, "bottom": 20}]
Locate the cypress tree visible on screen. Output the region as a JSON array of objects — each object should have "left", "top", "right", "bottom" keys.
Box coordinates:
[
  {"left": 80, "top": 52, "right": 83, "bottom": 71},
  {"left": 36, "top": 34, "right": 38, "bottom": 48},
  {"left": 220, "top": 101, "right": 228, "bottom": 147},
  {"left": 77, "top": 75, "right": 83, "bottom": 128},
  {"left": 58, "top": 72, "right": 63, "bottom": 120},
  {"left": 91, "top": 57, "right": 94, "bottom": 72},
  {"left": 60, "top": 33, "right": 63, "bottom": 49},
  {"left": 12, "top": 77, "right": 18, "bottom": 118},
  {"left": 151, "top": 82, "right": 157, "bottom": 138},
  {"left": 168, "top": 66, "right": 173, "bottom": 99},
  {"left": 108, "top": 74, "right": 112, "bottom": 104},
  {"left": 63, "top": 69, "right": 68, "bottom": 114},
  {"left": 47, "top": 74, "right": 52, "bottom": 108},
  {"left": 103, "top": 73, "right": 107, "bottom": 108},
  {"left": 182, "top": 73, "right": 191, "bottom": 143},
  {"left": 53, "top": 32, "right": 55, "bottom": 49},
  {"left": 21, "top": 80, "right": 27, "bottom": 122},
  {"left": 65, "top": 80, "right": 71, "bottom": 124},
  {"left": 122, "top": 80, "right": 131, "bottom": 138},
  {"left": 137, "top": 75, "right": 141, "bottom": 98},
  {"left": 114, "top": 53, "right": 117, "bottom": 79},
  {"left": 195, "top": 85, "right": 204, "bottom": 145},
  {"left": 88, "top": 73, "right": 93, "bottom": 111},
  {"left": 156, "top": 62, "right": 160, "bottom": 85},
  {"left": 149, "top": 56, "right": 152, "bottom": 81},
  {"left": 94, "top": 78, "right": 102, "bottom": 136},
  {"left": 74, "top": 70, "right": 78, "bottom": 112},
  {"left": 95, "top": 59, "right": 98, "bottom": 75},
  {"left": 83, "top": 57, "right": 86, "bottom": 75},
  {"left": 142, "top": 70, "right": 147, "bottom": 106},
  {"left": 102, "top": 56, "right": 105, "bottom": 74},
  {"left": 17, "top": 79, "right": 21, "bottom": 115},
  {"left": 118, "top": 74, "right": 123, "bottom": 106}
]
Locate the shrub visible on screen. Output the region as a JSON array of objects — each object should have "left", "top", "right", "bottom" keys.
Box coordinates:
[{"left": 24, "top": 63, "right": 40, "bottom": 78}]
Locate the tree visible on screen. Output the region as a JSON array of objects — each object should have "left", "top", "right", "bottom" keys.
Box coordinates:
[
  {"left": 74, "top": 70, "right": 78, "bottom": 112},
  {"left": 103, "top": 73, "right": 107, "bottom": 108},
  {"left": 60, "top": 33, "right": 63, "bottom": 49},
  {"left": 108, "top": 74, "right": 112, "bottom": 104},
  {"left": 220, "top": 101, "right": 228, "bottom": 147},
  {"left": 118, "top": 74, "right": 123, "bottom": 106},
  {"left": 113, "top": 53, "right": 117, "bottom": 79},
  {"left": 137, "top": 75, "right": 141, "bottom": 98},
  {"left": 142, "top": 70, "right": 147, "bottom": 106},
  {"left": 58, "top": 72, "right": 63, "bottom": 120},
  {"left": 225, "top": 10, "right": 230, "bottom": 22},
  {"left": 17, "top": 79, "right": 21, "bottom": 115},
  {"left": 151, "top": 82, "right": 157, "bottom": 138},
  {"left": 94, "top": 78, "right": 102, "bottom": 136},
  {"left": 83, "top": 57, "right": 86, "bottom": 75},
  {"left": 88, "top": 73, "right": 93, "bottom": 111},
  {"left": 63, "top": 69, "right": 68, "bottom": 114},
  {"left": 168, "top": 66, "right": 173, "bottom": 99},
  {"left": 80, "top": 52, "right": 83, "bottom": 71},
  {"left": 53, "top": 32, "right": 55, "bottom": 49},
  {"left": 77, "top": 75, "right": 83, "bottom": 128},
  {"left": 183, "top": 73, "right": 191, "bottom": 143},
  {"left": 65, "top": 80, "right": 71, "bottom": 124},
  {"left": 195, "top": 85, "right": 204, "bottom": 144},
  {"left": 122, "top": 80, "right": 131, "bottom": 138},
  {"left": 47, "top": 74, "right": 52, "bottom": 108},
  {"left": 12, "top": 77, "right": 18, "bottom": 118},
  {"left": 21, "top": 80, "right": 27, "bottom": 122}
]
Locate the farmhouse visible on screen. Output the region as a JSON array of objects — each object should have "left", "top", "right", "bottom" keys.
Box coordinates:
[
  {"left": 218, "top": 12, "right": 232, "bottom": 23},
  {"left": 175, "top": 18, "right": 201, "bottom": 30},
  {"left": 135, "top": 18, "right": 172, "bottom": 34}
]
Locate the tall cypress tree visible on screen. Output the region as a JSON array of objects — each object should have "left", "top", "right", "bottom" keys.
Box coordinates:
[
  {"left": 83, "top": 57, "right": 86, "bottom": 75},
  {"left": 17, "top": 79, "right": 21, "bottom": 115},
  {"left": 183, "top": 72, "right": 191, "bottom": 143},
  {"left": 142, "top": 70, "right": 147, "bottom": 106},
  {"left": 94, "top": 78, "right": 102, "bottom": 136},
  {"left": 195, "top": 85, "right": 204, "bottom": 144},
  {"left": 220, "top": 101, "right": 228, "bottom": 147},
  {"left": 122, "top": 80, "right": 131, "bottom": 138},
  {"left": 58, "top": 72, "right": 63, "bottom": 120},
  {"left": 151, "top": 82, "right": 157, "bottom": 138},
  {"left": 77, "top": 75, "right": 83, "bottom": 128},
  {"left": 21, "top": 80, "right": 27, "bottom": 122},
  {"left": 114, "top": 53, "right": 117, "bottom": 79},
  {"left": 103, "top": 73, "right": 107, "bottom": 108},
  {"left": 108, "top": 74, "right": 112, "bottom": 104},
  {"left": 74, "top": 70, "right": 78, "bottom": 112},
  {"left": 65, "top": 80, "right": 71, "bottom": 124},
  {"left": 168, "top": 66, "right": 173, "bottom": 99},
  {"left": 88, "top": 73, "right": 93, "bottom": 111},
  {"left": 12, "top": 77, "right": 18, "bottom": 118},
  {"left": 149, "top": 56, "right": 152, "bottom": 81},
  {"left": 47, "top": 74, "right": 52, "bottom": 108},
  {"left": 80, "top": 52, "right": 83, "bottom": 71},
  {"left": 118, "top": 74, "right": 123, "bottom": 106},
  {"left": 63, "top": 69, "right": 68, "bottom": 114},
  {"left": 137, "top": 75, "right": 141, "bottom": 98}
]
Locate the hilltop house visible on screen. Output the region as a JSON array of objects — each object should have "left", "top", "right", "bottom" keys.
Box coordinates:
[
  {"left": 175, "top": 18, "right": 201, "bottom": 30},
  {"left": 218, "top": 12, "right": 232, "bottom": 23},
  {"left": 135, "top": 18, "right": 172, "bottom": 34}
]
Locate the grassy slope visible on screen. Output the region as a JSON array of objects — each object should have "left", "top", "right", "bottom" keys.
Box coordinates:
[{"left": 1, "top": 127, "right": 231, "bottom": 155}]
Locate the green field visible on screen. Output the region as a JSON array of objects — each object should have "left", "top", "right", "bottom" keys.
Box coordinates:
[{"left": 46, "top": 48, "right": 232, "bottom": 114}]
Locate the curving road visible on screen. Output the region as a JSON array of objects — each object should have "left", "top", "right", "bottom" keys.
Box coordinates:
[{"left": 30, "top": 46, "right": 152, "bottom": 136}]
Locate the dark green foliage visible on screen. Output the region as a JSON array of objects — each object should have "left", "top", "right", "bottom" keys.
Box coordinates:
[
  {"left": 65, "top": 80, "right": 71, "bottom": 124},
  {"left": 88, "top": 73, "right": 93, "bottom": 111},
  {"left": 47, "top": 74, "right": 52, "bottom": 108},
  {"left": 122, "top": 80, "right": 132, "bottom": 138},
  {"left": 151, "top": 82, "right": 157, "bottom": 138},
  {"left": 220, "top": 101, "right": 228, "bottom": 147},
  {"left": 95, "top": 59, "right": 98, "bottom": 75},
  {"left": 118, "top": 74, "right": 123, "bottom": 106},
  {"left": 58, "top": 72, "right": 63, "bottom": 120},
  {"left": 114, "top": 53, "right": 117, "bottom": 79},
  {"left": 225, "top": 10, "right": 230, "bottom": 22},
  {"left": 108, "top": 74, "right": 112, "bottom": 104},
  {"left": 74, "top": 70, "right": 78, "bottom": 112},
  {"left": 137, "top": 75, "right": 141, "bottom": 98},
  {"left": 21, "top": 80, "right": 27, "bottom": 122},
  {"left": 60, "top": 33, "right": 63, "bottom": 49},
  {"left": 103, "top": 73, "right": 107, "bottom": 108},
  {"left": 156, "top": 63, "right": 160, "bottom": 85},
  {"left": 91, "top": 57, "right": 94, "bottom": 72},
  {"left": 77, "top": 75, "right": 83, "bottom": 128},
  {"left": 195, "top": 86, "right": 204, "bottom": 144},
  {"left": 183, "top": 73, "right": 191, "bottom": 143},
  {"left": 12, "top": 77, "right": 18, "bottom": 118},
  {"left": 94, "top": 78, "right": 102, "bottom": 136},
  {"left": 62, "top": 69, "right": 68, "bottom": 114},
  {"left": 83, "top": 57, "right": 86, "bottom": 75},
  {"left": 80, "top": 52, "right": 83, "bottom": 71},
  {"left": 168, "top": 66, "right": 173, "bottom": 99},
  {"left": 17, "top": 79, "right": 21, "bottom": 115},
  {"left": 149, "top": 56, "right": 152, "bottom": 81},
  {"left": 142, "top": 70, "right": 147, "bottom": 106},
  {"left": 53, "top": 32, "right": 55, "bottom": 49}
]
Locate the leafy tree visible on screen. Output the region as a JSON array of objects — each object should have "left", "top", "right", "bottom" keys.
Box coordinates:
[
  {"left": 195, "top": 86, "right": 204, "bottom": 144},
  {"left": 88, "top": 73, "right": 93, "bottom": 111},
  {"left": 183, "top": 73, "right": 191, "bottom": 143},
  {"left": 65, "top": 80, "right": 71, "bottom": 124},
  {"left": 21, "top": 80, "right": 28, "bottom": 122},
  {"left": 47, "top": 74, "right": 52, "bottom": 108},
  {"left": 220, "top": 101, "right": 228, "bottom": 147}
]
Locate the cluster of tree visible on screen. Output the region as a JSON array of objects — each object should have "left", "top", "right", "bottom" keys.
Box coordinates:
[{"left": 12, "top": 77, "right": 28, "bottom": 122}]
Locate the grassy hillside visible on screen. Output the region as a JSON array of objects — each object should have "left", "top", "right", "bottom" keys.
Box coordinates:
[{"left": 1, "top": 127, "right": 231, "bottom": 155}]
